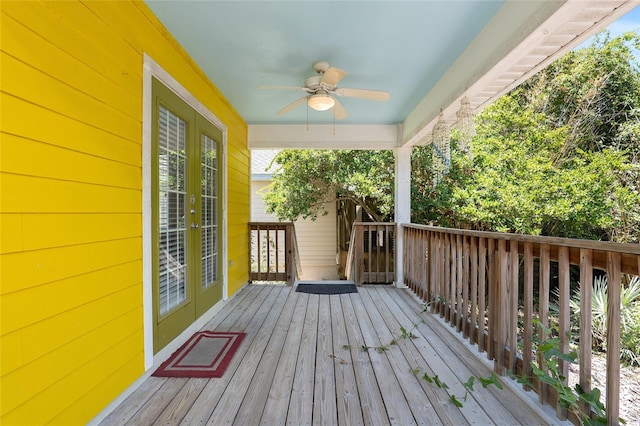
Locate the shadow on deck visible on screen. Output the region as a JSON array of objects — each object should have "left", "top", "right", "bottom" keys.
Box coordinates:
[{"left": 101, "top": 284, "right": 561, "bottom": 425}]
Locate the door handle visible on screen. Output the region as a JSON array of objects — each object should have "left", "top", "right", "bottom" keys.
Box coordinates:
[{"left": 191, "top": 223, "right": 200, "bottom": 229}]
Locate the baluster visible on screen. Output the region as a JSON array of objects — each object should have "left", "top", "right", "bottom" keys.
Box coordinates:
[{"left": 606, "top": 252, "right": 621, "bottom": 425}]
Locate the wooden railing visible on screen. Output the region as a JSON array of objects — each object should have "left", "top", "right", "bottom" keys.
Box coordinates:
[
  {"left": 403, "top": 224, "right": 640, "bottom": 425},
  {"left": 249, "top": 222, "right": 300, "bottom": 285},
  {"left": 346, "top": 222, "right": 396, "bottom": 285}
]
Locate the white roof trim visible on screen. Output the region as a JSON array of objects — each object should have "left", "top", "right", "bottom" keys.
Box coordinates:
[
  {"left": 403, "top": 0, "right": 636, "bottom": 147},
  {"left": 248, "top": 124, "right": 402, "bottom": 150}
]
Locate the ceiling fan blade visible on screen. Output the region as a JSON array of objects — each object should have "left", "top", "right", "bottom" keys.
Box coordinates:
[
  {"left": 331, "top": 98, "right": 349, "bottom": 120},
  {"left": 276, "top": 96, "right": 308, "bottom": 116},
  {"left": 320, "top": 67, "right": 348, "bottom": 86},
  {"left": 257, "top": 85, "right": 307, "bottom": 91},
  {"left": 334, "top": 87, "right": 390, "bottom": 101}
]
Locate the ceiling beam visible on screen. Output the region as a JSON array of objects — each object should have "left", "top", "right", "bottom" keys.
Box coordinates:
[{"left": 248, "top": 124, "right": 401, "bottom": 150}]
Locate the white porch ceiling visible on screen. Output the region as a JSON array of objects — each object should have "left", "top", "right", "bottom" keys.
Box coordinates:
[{"left": 145, "top": 1, "right": 637, "bottom": 149}]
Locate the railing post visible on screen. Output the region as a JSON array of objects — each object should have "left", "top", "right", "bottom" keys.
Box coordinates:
[
  {"left": 477, "top": 237, "right": 486, "bottom": 353},
  {"left": 495, "top": 239, "right": 507, "bottom": 375},
  {"left": 557, "top": 246, "right": 570, "bottom": 420},
  {"left": 508, "top": 239, "right": 519, "bottom": 375},
  {"left": 442, "top": 234, "right": 449, "bottom": 319},
  {"left": 354, "top": 225, "right": 364, "bottom": 286},
  {"left": 285, "top": 223, "right": 295, "bottom": 285},
  {"left": 579, "top": 249, "right": 593, "bottom": 414},
  {"left": 523, "top": 242, "right": 534, "bottom": 391},
  {"left": 394, "top": 147, "right": 411, "bottom": 288},
  {"left": 538, "top": 244, "right": 550, "bottom": 405},
  {"left": 486, "top": 238, "right": 495, "bottom": 361},
  {"left": 606, "top": 252, "right": 621, "bottom": 425},
  {"left": 469, "top": 236, "right": 477, "bottom": 342}
]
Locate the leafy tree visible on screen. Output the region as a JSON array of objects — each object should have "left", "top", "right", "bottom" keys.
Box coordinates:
[
  {"left": 517, "top": 32, "right": 640, "bottom": 160},
  {"left": 413, "top": 32, "right": 640, "bottom": 242},
  {"left": 262, "top": 149, "right": 394, "bottom": 222}
]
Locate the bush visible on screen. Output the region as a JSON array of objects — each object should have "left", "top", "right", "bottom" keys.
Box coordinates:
[
  {"left": 556, "top": 275, "right": 640, "bottom": 365},
  {"left": 621, "top": 305, "right": 640, "bottom": 366}
]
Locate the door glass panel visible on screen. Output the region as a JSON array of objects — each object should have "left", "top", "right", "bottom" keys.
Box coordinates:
[
  {"left": 158, "top": 105, "right": 188, "bottom": 315},
  {"left": 201, "top": 133, "right": 218, "bottom": 288}
]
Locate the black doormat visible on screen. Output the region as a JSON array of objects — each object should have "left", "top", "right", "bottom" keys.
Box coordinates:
[{"left": 295, "top": 283, "right": 358, "bottom": 295}]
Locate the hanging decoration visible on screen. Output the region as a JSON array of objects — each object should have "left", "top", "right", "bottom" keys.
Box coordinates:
[
  {"left": 456, "top": 96, "right": 475, "bottom": 159},
  {"left": 432, "top": 111, "right": 450, "bottom": 187}
]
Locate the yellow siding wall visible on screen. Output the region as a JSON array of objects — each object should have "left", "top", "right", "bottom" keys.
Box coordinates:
[{"left": 0, "top": 1, "right": 249, "bottom": 424}]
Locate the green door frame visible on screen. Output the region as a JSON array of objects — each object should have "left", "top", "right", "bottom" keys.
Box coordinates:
[{"left": 151, "top": 77, "right": 223, "bottom": 353}]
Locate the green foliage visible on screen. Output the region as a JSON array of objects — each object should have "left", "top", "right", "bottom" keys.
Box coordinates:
[
  {"left": 555, "top": 275, "right": 640, "bottom": 365},
  {"left": 621, "top": 305, "right": 640, "bottom": 366},
  {"left": 262, "top": 149, "right": 394, "bottom": 222},
  {"left": 526, "top": 319, "right": 622, "bottom": 425},
  {"left": 399, "top": 324, "right": 419, "bottom": 339},
  {"left": 449, "top": 394, "right": 464, "bottom": 407},
  {"left": 418, "top": 369, "right": 503, "bottom": 408},
  {"left": 412, "top": 32, "right": 640, "bottom": 243},
  {"left": 517, "top": 32, "right": 640, "bottom": 159},
  {"left": 413, "top": 95, "right": 637, "bottom": 239}
]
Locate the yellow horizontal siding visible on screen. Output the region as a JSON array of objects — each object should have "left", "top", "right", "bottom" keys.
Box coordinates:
[
  {"left": 2, "top": 261, "right": 141, "bottom": 334},
  {"left": 1, "top": 93, "right": 141, "bottom": 166},
  {"left": 1, "top": 12, "right": 140, "bottom": 119},
  {"left": 22, "top": 213, "right": 141, "bottom": 250},
  {"left": 1, "top": 1, "right": 141, "bottom": 94},
  {"left": 2, "top": 304, "right": 141, "bottom": 416},
  {"left": 1, "top": 238, "right": 141, "bottom": 293},
  {"left": 230, "top": 175, "right": 251, "bottom": 190},
  {"left": 0, "top": 0, "right": 250, "bottom": 423},
  {"left": 2, "top": 52, "right": 140, "bottom": 143},
  {"left": 227, "top": 126, "right": 250, "bottom": 292},
  {"left": 2, "top": 282, "right": 142, "bottom": 375},
  {"left": 49, "top": 349, "right": 144, "bottom": 425},
  {"left": 1, "top": 174, "right": 141, "bottom": 213},
  {"left": 0, "top": 214, "right": 23, "bottom": 254},
  {"left": 2, "top": 134, "right": 141, "bottom": 189},
  {"left": 2, "top": 330, "right": 144, "bottom": 425}
]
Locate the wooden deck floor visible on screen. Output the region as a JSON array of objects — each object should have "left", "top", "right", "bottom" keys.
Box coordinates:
[{"left": 101, "top": 284, "right": 555, "bottom": 425}]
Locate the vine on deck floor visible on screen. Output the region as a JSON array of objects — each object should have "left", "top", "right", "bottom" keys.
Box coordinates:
[{"left": 339, "top": 310, "right": 620, "bottom": 426}]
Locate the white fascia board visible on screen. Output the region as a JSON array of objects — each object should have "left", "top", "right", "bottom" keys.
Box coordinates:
[
  {"left": 252, "top": 173, "right": 273, "bottom": 181},
  {"left": 402, "top": 1, "right": 564, "bottom": 147},
  {"left": 248, "top": 124, "right": 402, "bottom": 150},
  {"left": 402, "top": 0, "right": 634, "bottom": 148}
]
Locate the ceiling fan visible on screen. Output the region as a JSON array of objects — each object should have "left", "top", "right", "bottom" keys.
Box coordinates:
[{"left": 258, "top": 61, "right": 390, "bottom": 120}]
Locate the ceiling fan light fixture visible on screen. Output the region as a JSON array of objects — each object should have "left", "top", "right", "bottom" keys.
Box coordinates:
[{"left": 308, "top": 93, "right": 335, "bottom": 111}]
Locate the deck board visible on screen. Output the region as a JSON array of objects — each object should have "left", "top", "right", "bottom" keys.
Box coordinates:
[
  {"left": 330, "top": 295, "right": 364, "bottom": 426},
  {"left": 287, "top": 293, "right": 319, "bottom": 425},
  {"left": 339, "top": 293, "right": 389, "bottom": 426},
  {"left": 313, "top": 295, "right": 337, "bottom": 426},
  {"left": 102, "top": 284, "right": 555, "bottom": 426},
  {"left": 391, "top": 288, "right": 547, "bottom": 424},
  {"left": 259, "top": 292, "right": 308, "bottom": 425}
]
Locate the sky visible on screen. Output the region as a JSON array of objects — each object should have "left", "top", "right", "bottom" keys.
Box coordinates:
[
  {"left": 578, "top": 4, "right": 640, "bottom": 48},
  {"left": 609, "top": 5, "right": 640, "bottom": 35}
]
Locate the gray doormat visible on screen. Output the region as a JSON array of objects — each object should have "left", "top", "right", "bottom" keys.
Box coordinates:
[{"left": 295, "top": 283, "right": 358, "bottom": 295}]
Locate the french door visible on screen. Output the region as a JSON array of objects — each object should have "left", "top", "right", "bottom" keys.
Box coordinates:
[{"left": 152, "top": 78, "right": 222, "bottom": 352}]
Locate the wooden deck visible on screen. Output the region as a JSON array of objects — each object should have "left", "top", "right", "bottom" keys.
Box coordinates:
[{"left": 101, "top": 284, "right": 556, "bottom": 425}]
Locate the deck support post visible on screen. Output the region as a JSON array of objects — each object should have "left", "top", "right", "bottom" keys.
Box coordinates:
[{"left": 394, "top": 146, "right": 411, "bottom": 288}]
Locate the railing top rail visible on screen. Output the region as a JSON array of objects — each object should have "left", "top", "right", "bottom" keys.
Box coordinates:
[
  {"left": 402, "top": 223, "right": 640, "bottom": 255},
  {"left": 353, "top": 222, "right": 397, "bottom": 226},
  {"left": 250, "top": 221, "right": 295, "bottom": 226}
]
